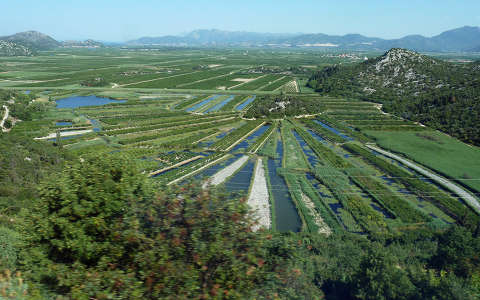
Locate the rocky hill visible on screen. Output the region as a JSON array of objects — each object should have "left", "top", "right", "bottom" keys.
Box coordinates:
[
  {"left": 0, "top": 31, "right": 60, "bottom": 50},
  {"left": 0, "top": 40, "right": 33, "bottom": 56},
  {"left": 308, "top": 48, "right": 480, "bottom": 145}
]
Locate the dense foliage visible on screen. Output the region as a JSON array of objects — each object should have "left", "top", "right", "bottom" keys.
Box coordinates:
[
  {"left": 81, "top": 77, "right": 109, "bottom": 87},
  {"left": 244, "top": 94, "right": 324, "bottom": 118},
  {"left": 18, "top": 155, "right": 268, "bottom": 299},
  {"left": 0, "top": 139, "right": 478, "bottom": 298},
  {"left": 307, "top": 49, "right": 480, "bottom": 146}
]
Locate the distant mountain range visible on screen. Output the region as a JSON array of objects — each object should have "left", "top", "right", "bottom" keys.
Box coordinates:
[
  {"left": 0, "top": 31, "right": 103, "bottom": 56},
  {"left": 128, "top": 26, "right": 480, "bottom": 52},
  {"left": 61, "top": 39, "right": 104, "bottom": 48},
  {"left": 0, "top": 26, "right": 480, "bottom": 56}
]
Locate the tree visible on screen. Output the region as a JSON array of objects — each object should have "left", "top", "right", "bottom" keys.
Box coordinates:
[
  {"left": 352, "top": 246, "right": 415, "bottom": 300},
  {"left": 20, "top": 155, "right": 268, "bottom": 299},
  {"left": 20, "top": 154, "right": 150, "bottom": 297},
  {"left": 430, "top": 226, "right": 480, "bottom": 278},
  {"left": 134, "top": 183, "right": 266, "bottom": 299}
]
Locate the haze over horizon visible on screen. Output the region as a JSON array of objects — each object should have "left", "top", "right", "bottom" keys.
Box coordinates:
[{"left": 2, "top": 0, "right": 479, "bottom": 42}]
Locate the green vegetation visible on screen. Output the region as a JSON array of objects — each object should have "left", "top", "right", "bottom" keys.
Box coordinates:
[
  {"left": 244, "top": 94, "right": 324, "bottom": 118},
  {"left": 366, "top": 130, "right": 480, "bottom": 193},
  {"left": 1, "top": 47, "right": 479, "bottom": 298},
  {"left": 343, "top": 143, "right": 480, "bottom": 227},
  {"left": 212, "top": 120, "right": 263, "bottom": 151},
  {"left": 347, "top": 168, "right": 429, "bottom": 223},
  {"left": 308, "top": 48, "right": 480, "bottom": 146}
]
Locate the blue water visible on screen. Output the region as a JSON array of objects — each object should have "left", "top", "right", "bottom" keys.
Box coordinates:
[
  {"left": 215, "top": 130, "right": 232, "bottom": 139},
  {"left": 55, "top": 122, "right": 72, "bottom": 126},
  {"left": 398, "top": 188, "right": 413, "bottom": 195},
  {"left": 313, "top": 120, "right": 353, "bottom": 141},
  {"left": 193, "top": 154, "right": 243, "bottom": 180},
  {"left": 370, "top": 203, "right": 393, "bottom": 219},
  {"left": 235, "top": 95, "right": 256, "bottom": 111},
  {"left": 186, "top": 95, "right": 220, "bottom": 112},
  {"left": 307, "top": 129, "right": 328, "bottom": 144},
  {"left": 89, "top": 119, "right": 102, "bottom": 132},
  {"left": 205, "top": 95, "right": 235, "bottom": 113},
  {"left": 224, "top": 158, "right": 255, "bottom": 193},
  {"left": 267, "top": 139, "right": 302, "bottom": 232},
  {"left": 231, "top": 124, "right": 271, "bottom": 152},
  {"left": 56, "top": 96, "right": 126, "bottom": 108},
  {"left": 380, "top": 175, "right": 395, "bottom": 186},
  {"left": 329, "top": 203, "right": 342, "bottom": 214},
  {"left": 419, "top": 177, "right": 434, "bottom": 184},
  {"left": 305, "top": 173, "right": 333, "bottom": 198},
  {"left": 292, "top": 130, "right": 319, "bottom": 167}
]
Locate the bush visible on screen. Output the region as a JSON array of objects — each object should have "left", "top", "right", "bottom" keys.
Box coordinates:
[
  {"left": 20, "top": 155, "right": 268, "bottom": 299},
  {"left": 0, "top": 227, "right": 21, "bottom": 271},
  {"left": 20, "top": 154, "right": 151, "bottom": 297}
]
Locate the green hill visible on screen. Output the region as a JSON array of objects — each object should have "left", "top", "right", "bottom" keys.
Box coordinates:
[{"left": 307, "top": 48, "right": 480, "bottom": 145}]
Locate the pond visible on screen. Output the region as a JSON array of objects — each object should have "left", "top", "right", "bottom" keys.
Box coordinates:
[
  {"left": 293, "top": 130, "right": 319, "bottom": 166},
  {"left": 205, "top": 95, "right": 235, "bottom": 113},
  {"left": 224, "top": 158, "right": 255, "bottom": 193},
  {"left": 231, "top": 124, "right": 271, "bottom": 152},
  {"left": 55, "top": 122, "right": 72, "bottom": 126},
  {"left": 56, "top": 95, "right": 126, "bottom": 108},
  {"left": 268, "top": 138, "right": 302, "bottom": 232},
  {"left": 89, "top": 119, "right": 102, "bottom": 132},
  {"left": 313, "top": 120, "right": 353, "bottom": 141},
  {"left": 193, "top": 154, "right": 244, "bottom": 180},
  {"left": 186, "top": 95, "right": 220, "bottom": 112},
  {"left": 235, "top": 95, "right": 256, "bottom": 111}
]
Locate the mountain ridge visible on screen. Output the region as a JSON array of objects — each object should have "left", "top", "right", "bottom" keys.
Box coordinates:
[{"left": 128, "top": 26, "right": 480, "bottom": 52}]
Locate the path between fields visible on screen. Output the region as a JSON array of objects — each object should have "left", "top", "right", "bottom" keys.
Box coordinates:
[
  {"left": 223, "top": 122, "right": 266, "bottom": 152},
  {"left": 203, "top": 155, "right": 249, "bottom": 187},
  {"left": 1, "top": 105, "right": 9, "bottom": 132},
  {"left": 247, "top": 158, "right": 271, "bottom": 231},
  {"left": 149, "top": 156, "right": 203, "bottom": 177},
  {"left": 118, "top": 70, "right": 203, "bottom": 88},
  {"left": 228, "top": 74, "right": 268, "bottom": 90},
  {"left": 366, "top": 144, "right": 480, "bottom": 214},
  {"left": 167, "top": 154, "right": 230, "bottom": 185},
  {"left": 256, "top": 76, "right": 285, "bottom": 91},
  {"left": 34, "top": 129, "right": 93, "bottom": 140}
]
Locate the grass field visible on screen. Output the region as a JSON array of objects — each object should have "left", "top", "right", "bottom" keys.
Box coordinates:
[{"left": 366, "top": 130, "right": 480, "bottom": 193}]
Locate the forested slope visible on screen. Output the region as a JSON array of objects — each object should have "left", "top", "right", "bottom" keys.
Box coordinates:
[{"left": 308, "top": 49, "right": 480, "bottom": 145}]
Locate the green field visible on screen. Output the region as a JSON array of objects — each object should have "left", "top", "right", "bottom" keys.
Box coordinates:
[
  {"left": 366, "top": 130, "right": 480, "bottom": 193},
  {"left": 1, "top": 48, "right": 479, "bottom": 234}
]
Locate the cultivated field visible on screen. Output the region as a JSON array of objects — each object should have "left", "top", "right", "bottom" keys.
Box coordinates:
[{"left": 2, "top": 48, "right": 479, "bottom": 235}]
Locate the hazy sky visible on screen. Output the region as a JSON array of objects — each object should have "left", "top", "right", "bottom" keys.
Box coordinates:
[{"left": 2, "top": 0, "right": 479, "bottom": 41}]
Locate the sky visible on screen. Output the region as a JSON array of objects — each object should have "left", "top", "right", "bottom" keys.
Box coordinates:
[{"left": 1, "top": 0, "right": 479, "bottom": 41}]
